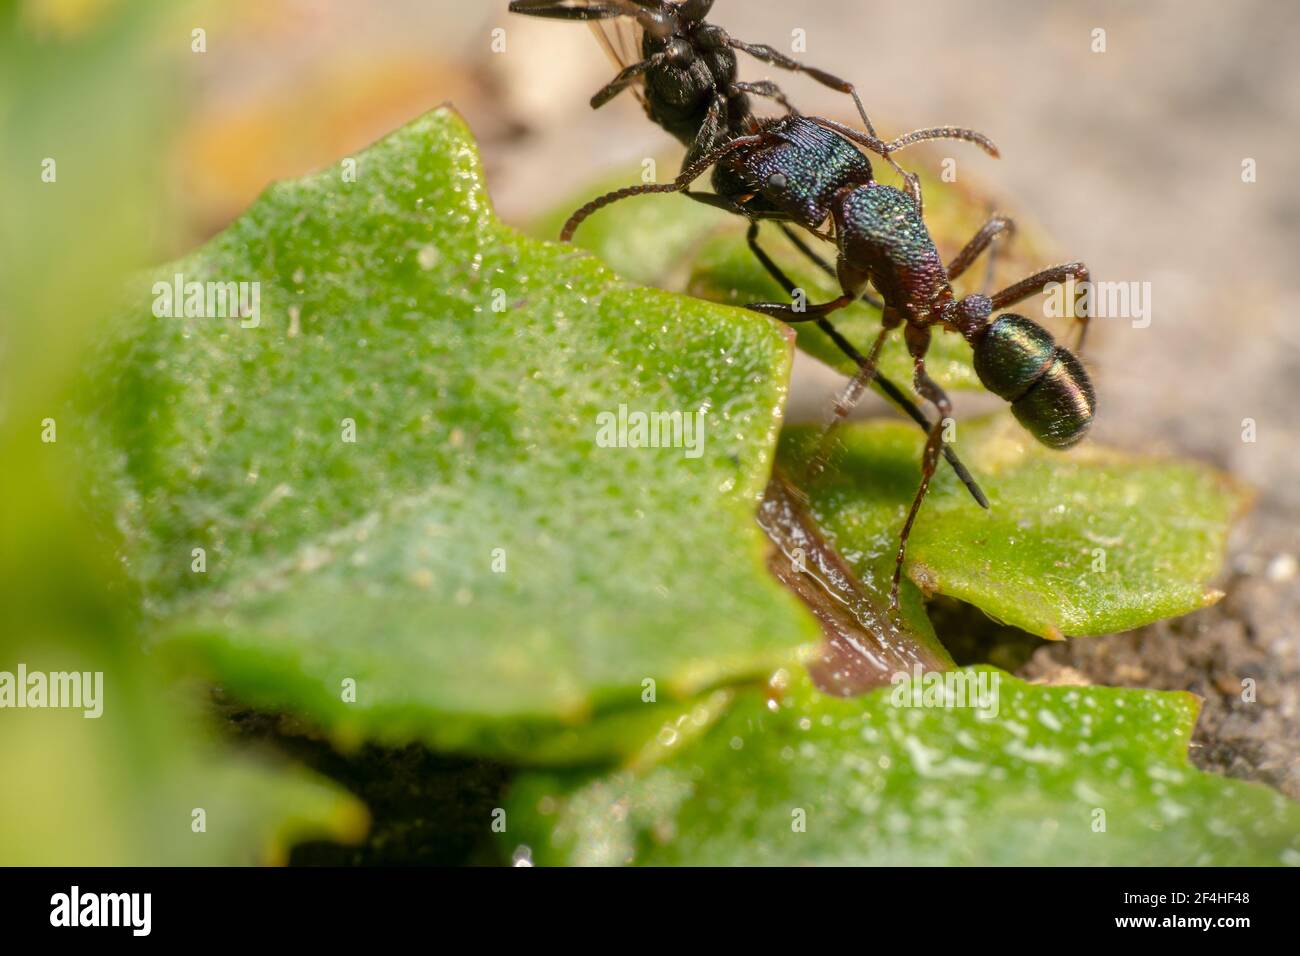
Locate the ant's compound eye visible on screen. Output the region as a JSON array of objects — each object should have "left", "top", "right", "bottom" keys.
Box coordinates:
[
  {"left": 973, "top": 313, "right": 1056, "bottom": 402},
  {"left": 1010, "top": 349, "right": 1096, "bottom": 449},
  {"left": 766, "top": 173, "right": 788, "bottom": 190}
]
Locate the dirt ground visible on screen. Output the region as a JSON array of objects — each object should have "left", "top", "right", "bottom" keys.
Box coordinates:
[{"left": 193, "top": 1, "right": 1299, "bottom": 800}]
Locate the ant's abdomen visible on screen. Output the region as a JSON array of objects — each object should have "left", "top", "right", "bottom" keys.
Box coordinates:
[{"left": 974, "top": 313, "right": 1095, "bottom": 449}]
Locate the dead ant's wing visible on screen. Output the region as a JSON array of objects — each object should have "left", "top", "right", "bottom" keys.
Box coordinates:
[{"left": 588, "top": 15, "right": 648, "bottom": 107}]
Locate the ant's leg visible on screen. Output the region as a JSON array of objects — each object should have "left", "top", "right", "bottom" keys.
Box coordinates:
[
  {"left": 803, "top": 325, "right": 892, "bottom": 483},
  {"left": 990, "top": 262, "right": 1093, "bottom": 352},
  {"left": 746, "top": 293, "right": 856, "bottom": 323},
  {"left": 743, "top": 222, "right": 988, "bottom": 508},
  {"left": 724, "top": 36, "right": 936, "bottom": 199},
  {"left": 890, "top": 354, "right": 953, "bottom": 611},
  {"left": 732, "top": 80, "right": 798, "bottom": 116},
  {"left": 946, "top": 215, "right": 1016, "bottom": 286},
  {"left": 508, "top": 1, "right": 627, "bottom": 19},
  {"left": 817, "top": 318, "right": 988, "bottom": 508},
  {"left": 777, "top": 223, "right": 885, "bottom": 311},
  {"left": 591, "top": 56, "right": 662, "bottom": 109},
  {"left": 683, "top": 93, "right": 729, "bottom": 168},
  {"left": 727, "top": 38, "right": 883, "bottom": 139}
]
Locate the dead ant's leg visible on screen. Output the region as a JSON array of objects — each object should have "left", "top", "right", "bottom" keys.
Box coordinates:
[
  {"left": 683, "top": 93, "right": 729, "bottom": 167},
  {"left": 990, "top": 262, "right": 1093, "bottom": 352},
  {"left": 591, "top": 56, "right": 663, "bottom": 109},
  {"left": 946, "top": 216, "right": 1016, "bottom": 287},
  {"left": 508, "top": 0, "right": 628, "bottom": 19},
  {"left": 727, "top": 38, "right": 883, "bottom": 139},
  {"left": 776, "top": 223, "right": 886, "bottom": 311},
  {"left": 731, "top": 80, "right": 798, "bottom": 116},
  {"left": 890, "top": 337, "right": 953, "bottom": 611},
  {"left": 724, "top": 37, "right": 939, "bottom": 202}
]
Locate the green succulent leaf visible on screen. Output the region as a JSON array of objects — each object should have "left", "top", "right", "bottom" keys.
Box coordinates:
[
  {"left": 508, "top": 668, "right": 1300, "bottom": 866},
  {"left": 778, "top": 417, "right": 1249, "bottom": 639},
  {"left": 81, "top": 108, "right": 821, "bottom": 762}
]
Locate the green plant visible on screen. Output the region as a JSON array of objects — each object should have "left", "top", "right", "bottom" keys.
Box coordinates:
[{"left": 29, "top": 104, "right": 1295, "bottom": 865}]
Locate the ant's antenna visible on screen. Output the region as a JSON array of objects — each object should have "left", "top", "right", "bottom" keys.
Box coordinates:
[
  {"left": 561, "top": 133, "right": 764, "bottom": 240},
  {"left": 811, "top": 118, "right": 1000, "bottom": 210},
  {"left": 886, "top": 126, "right": 1000, "bottom": 158}
]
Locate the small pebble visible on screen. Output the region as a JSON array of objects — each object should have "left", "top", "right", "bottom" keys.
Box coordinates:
[{"left": 1265, "top": 553, "right": 1297, "bottom": 583}]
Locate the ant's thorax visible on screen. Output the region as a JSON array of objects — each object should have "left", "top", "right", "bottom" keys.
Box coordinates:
[{"left": 833, "top": 183, "right": 952, "bottom": 321}]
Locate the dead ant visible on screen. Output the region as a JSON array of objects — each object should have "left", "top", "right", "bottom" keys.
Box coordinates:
[
  {"left": 508, "top": 1, "right": 899, "bottom": 171},
  {"left": 560, "top": 116, "right": 1096, "bottom": 611},
  {"left": 510, "top": 0, "right": 1002, "bottom": 506}
]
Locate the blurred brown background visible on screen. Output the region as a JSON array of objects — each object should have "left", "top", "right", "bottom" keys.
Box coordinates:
[{"left": 171, "top": 0, "right": 1298, "bottom": 794}]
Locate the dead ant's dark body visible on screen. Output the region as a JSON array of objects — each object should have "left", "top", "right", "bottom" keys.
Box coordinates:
[
  {"left": 509, "top": 0, "right": 888, "bottom": 168},
  {"left": 563, "top": 115, "right": 1096, "bottom": 607},
  {"left": 510, "top": 0, "right": 1001, "bottom": 503}
]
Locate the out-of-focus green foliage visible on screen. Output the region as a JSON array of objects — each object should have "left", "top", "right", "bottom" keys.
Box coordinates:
[{"left": 0, "top": 0, "right": 364, "bottom": 865}]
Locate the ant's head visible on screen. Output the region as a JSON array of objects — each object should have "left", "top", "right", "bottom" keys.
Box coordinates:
[
  {"left": 949, "top": 297, "right": 1095, "bottom": 449},
  {"left": 715, "top": 116, "right": 874, "bottom": 228}
]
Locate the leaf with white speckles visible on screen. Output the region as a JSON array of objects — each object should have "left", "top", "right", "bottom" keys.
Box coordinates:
[
  {"left": 507, "top": 669, "right": 1300, "bottom": 866},
  {"left": 778, "top": 416, "right": 1249, "bottom": 639},
  {"left": 80, "top": 109, "right": 820, "bottom": 762}
]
